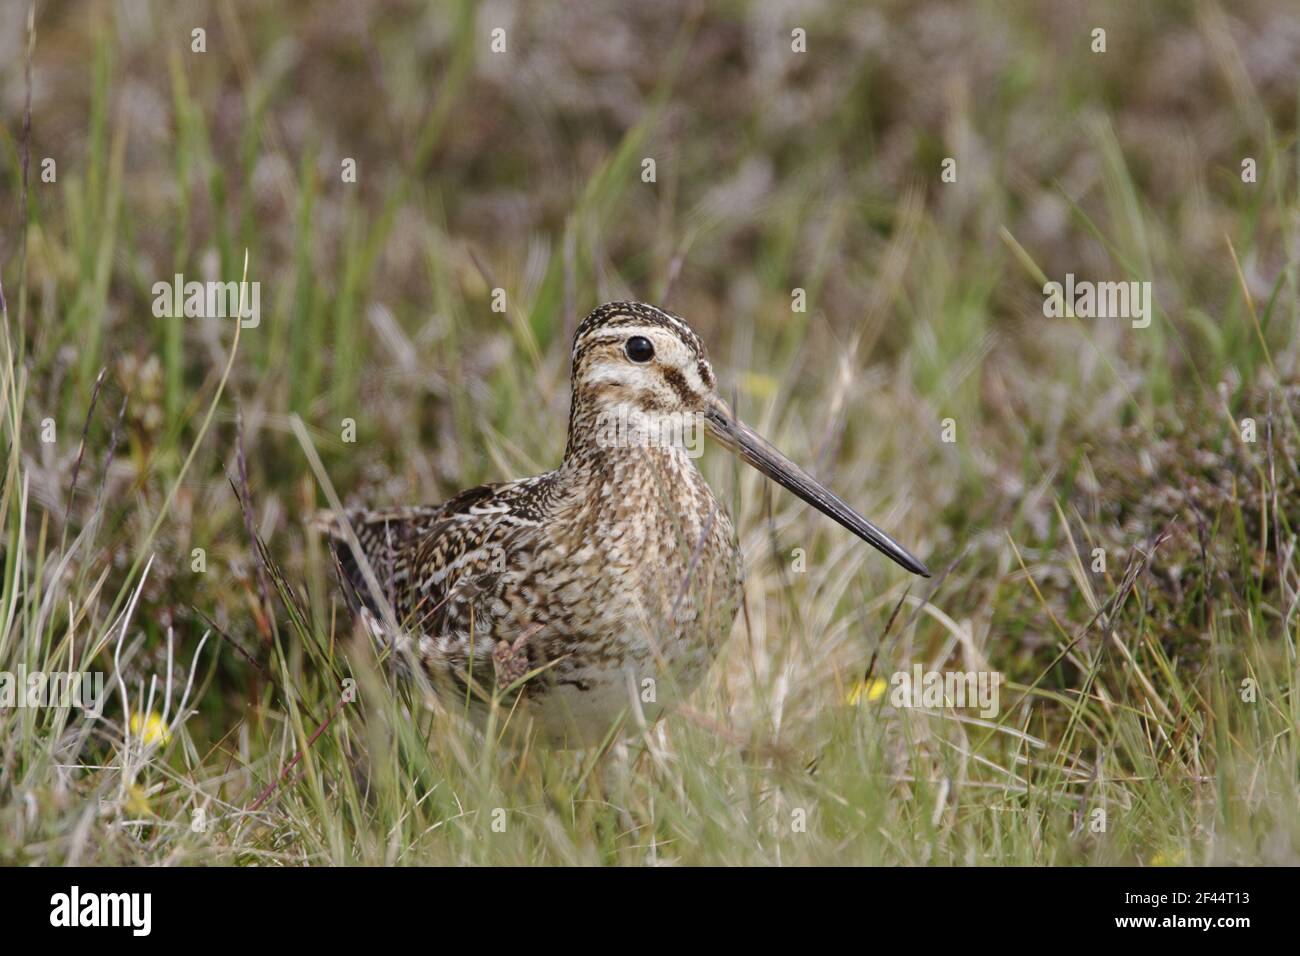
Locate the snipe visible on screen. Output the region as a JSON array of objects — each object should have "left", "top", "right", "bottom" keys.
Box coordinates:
[{"left": 321, "top": 301, "right": 929, "bottom": 745}]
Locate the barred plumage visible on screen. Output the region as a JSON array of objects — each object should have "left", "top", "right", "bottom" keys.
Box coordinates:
[{"left": 321, "top": 301, "right": 928, "bottom": 745}]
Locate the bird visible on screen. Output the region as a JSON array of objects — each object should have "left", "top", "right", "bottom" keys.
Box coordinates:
[{"left": 319, "top": 301, "right": 929, "bottom": 746}]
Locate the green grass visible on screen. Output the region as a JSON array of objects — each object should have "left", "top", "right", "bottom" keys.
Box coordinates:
[{"left": 0, "top": 0, "right": 1297, "bottom": 865}]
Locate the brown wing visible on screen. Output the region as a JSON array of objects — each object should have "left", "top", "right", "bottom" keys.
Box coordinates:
[{"left": 324, "top": 473, "right": 559, "bottom": 638}]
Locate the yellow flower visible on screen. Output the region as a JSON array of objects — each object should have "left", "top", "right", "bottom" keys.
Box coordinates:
[
  {"left": 1149, "top": 848, "right": 1186, "bottom": 867},
  {"left": 847, "top": 677, "right": 888, "bottom": 706},
  {"left": 125, "top": 783, "right": 152, "bottom": 816},
  {"left": 129, "top": 711, "right": 171, "bottom": 746}
]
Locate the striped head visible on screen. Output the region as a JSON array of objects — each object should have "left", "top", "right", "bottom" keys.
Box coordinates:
[
  {"left": 565, "top": 301, "right": 931, "bottom": 577},
  {"left": 570, "top": 301, "right": 717, "bottom": 418}
]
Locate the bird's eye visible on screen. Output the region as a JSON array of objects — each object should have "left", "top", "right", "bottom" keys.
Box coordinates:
[{"left": 625, "top": 336, "right": 655, "bottom": 363}]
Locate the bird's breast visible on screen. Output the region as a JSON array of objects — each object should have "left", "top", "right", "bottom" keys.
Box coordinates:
[{"left": 503, "top": 449, "right": 741, "bottom": 733}]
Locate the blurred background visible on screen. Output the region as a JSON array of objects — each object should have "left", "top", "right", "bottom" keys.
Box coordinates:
[{"left": 1, "top": 0, "right": 1298, "bottom": 864}]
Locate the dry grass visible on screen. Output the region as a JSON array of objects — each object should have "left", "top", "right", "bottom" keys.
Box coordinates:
[{"left": 0, "top": 0, "right": 1297, "bottom": 865}]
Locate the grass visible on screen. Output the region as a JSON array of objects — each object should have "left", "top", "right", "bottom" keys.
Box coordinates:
[{"left": 0, "top": 0, "right": 1298, "bottom": 865}]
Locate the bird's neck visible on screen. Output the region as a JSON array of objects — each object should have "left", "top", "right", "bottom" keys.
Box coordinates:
[
  {"left": 560, "top": 398, "right": 713, "bottom": 522},
  {"left": 557, "top": 413, "right": 719, "bottom": 555},
  {"left": 554, "top": 397, "right": 728, "bottom": 591},
  {"left": 563, "top": 396, "right": 706, "bottom": 467}
]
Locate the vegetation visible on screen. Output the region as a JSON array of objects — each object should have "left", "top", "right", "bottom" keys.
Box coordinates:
[{"left": 1, "top": 0, "right": 1297, "bottom": 865}]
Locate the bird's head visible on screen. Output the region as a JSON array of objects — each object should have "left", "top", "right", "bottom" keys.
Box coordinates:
[
  {"left": 570, "top": 300, "right": 717, "bottom": 422},
  {"left": 567, "top": 301, "right": 930, "bottom": 577}
]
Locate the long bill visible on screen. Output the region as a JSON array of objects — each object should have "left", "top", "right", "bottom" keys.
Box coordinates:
[{"left": 704, "top": 399, "right": 931, "bottom": 577}]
